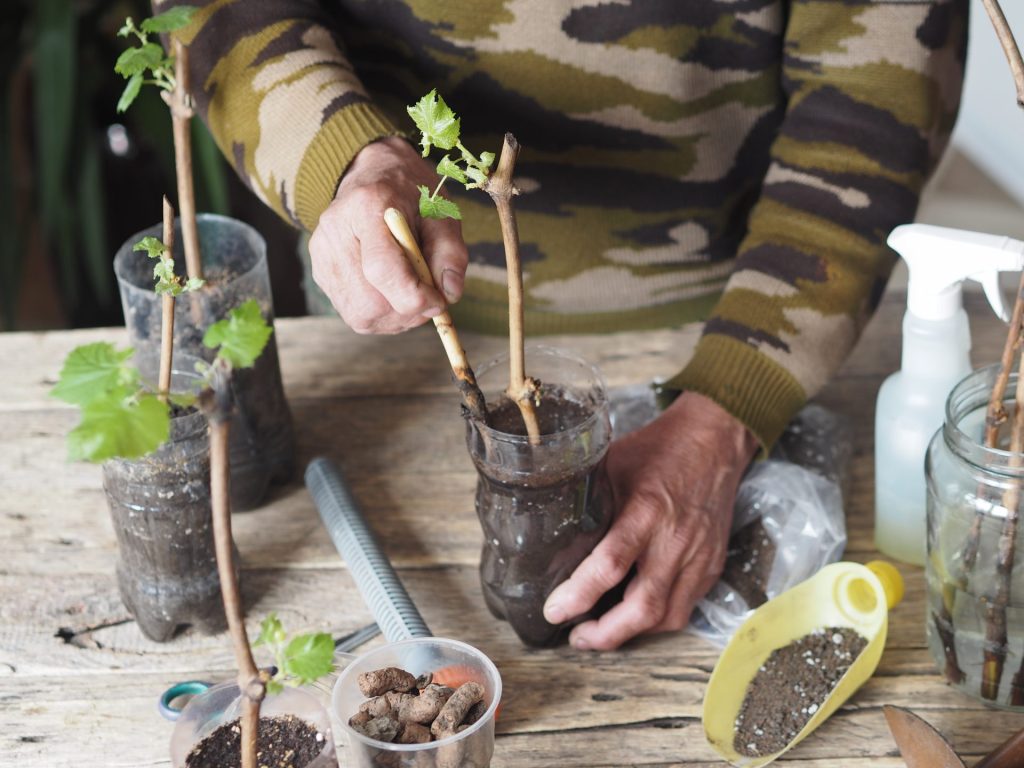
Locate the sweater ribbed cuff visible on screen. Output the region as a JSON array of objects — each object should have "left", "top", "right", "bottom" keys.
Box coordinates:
[
  {"left": 294, "top": 101, "right": 401, "bottom": 231},
  {"left": 661, "top": 335, "right": 807, "bottom": 455}
]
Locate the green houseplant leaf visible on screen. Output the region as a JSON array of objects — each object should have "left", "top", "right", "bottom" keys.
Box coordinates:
[
  {"left": 203, "top": 299, "right": 273, "bottom": 369},
  {"left": 51, "top": 343, "right": 138, "bottom": 406}
]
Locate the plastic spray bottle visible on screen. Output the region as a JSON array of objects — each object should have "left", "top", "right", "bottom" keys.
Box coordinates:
[{"left": 875, "top": 223, "right": 1024, "bottom": 566}]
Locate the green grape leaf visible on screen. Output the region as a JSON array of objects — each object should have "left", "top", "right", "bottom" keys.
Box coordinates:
[
  {"left": 479, "top": 151, "right": 495, "bottom": 169},
  {"left": 184, "top": 277, "right": 205, "bottom": 292},
  {"left": 265, "top": 679, "right": 285, "bottom": 696},
  {"left": 51, "top": 343, "right": 138, "bottom": 406},
  {"left": 254, "top": 612, "right": 285, "bottom": 647},
  {"left": 67, "top": 390, "right": 169, "bottom": 463},
  {"left": 436, "top": 155, "right": 466, "bottom": 184},
  {"left": 281, "top": 632, "right": 335, "bottom": 685},
  {"left": 152, "top": 259, "right": 180, "bottom": 295},
  {"left": 418, "top": 185, "right": 461, "bottom": 220},
  {"left": 141, "top": 5, "right": 197, "bottom": 33},
  {"left": 114, "top": 42, "right": 164, "bottom": 77},
  {"left": 407, "top": 90, "right": 460, "bottom": 157},
  {"left": 168, "top": 391, "right": 197, "bottom": 409},
  {"left": 464, "top": 166, "right": 488, "bottom": 188},
  {"left": 133, "top": 236, "right": 167, "bottom": 259},
  {"left": 117, "top": 18, "right": 135, "bottom": 38},
  {"left": 116, "top": 72, "right": 144, "bottom": 114},
  {"left": 203, "top": 299, "right": 273, "bottom": 369}
]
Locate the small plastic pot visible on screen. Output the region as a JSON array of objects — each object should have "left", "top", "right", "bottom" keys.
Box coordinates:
[
  {"left": 114, "top": 214, "right": 294, "bottom": 510},
  {"left": 332, "top": 637, "right": 501, "bottom": 768},
  {"left": 170, "top": 681, "right": 337, "bottom": 768},
  {"left": 102, "top": 352, "right": 224, "bottom": 642},
  {"left": 465, "top": 346, "right": 614, "bottom": 647}
]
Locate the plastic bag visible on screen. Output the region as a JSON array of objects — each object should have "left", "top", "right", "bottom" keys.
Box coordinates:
[
  {"left": 606, "top": 389, "right": 851, "bottom": 647},
  {"left": 690, "top": 405, "right": 850, "bottom": 645}
]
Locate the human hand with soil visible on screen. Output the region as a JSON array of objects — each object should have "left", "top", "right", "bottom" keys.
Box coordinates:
[
  {"left": 543, "top": 391, "right": 759, "bottom": 650},
  {"left": 309, "top": 136, "right": 469, "bottom": 334}
]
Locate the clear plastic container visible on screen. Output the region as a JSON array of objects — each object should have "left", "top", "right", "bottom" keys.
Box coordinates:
[
  {"left": 331, "top": 637, "right": 501, "bottom": 768},
  {"left": 465, "top": 346, "right": 614, "bottom": 647},
  {"left": 113, "top": 214, "right": 294, "bottom": 510},
  {"left": 169, "top": 680, "right": 337, "bottom": 767},
  {"left": 926, "top": 364, "right": 1024, "bottom": 709},
  {"left": 102, "top": 351, "right": 223, "bottom": 642}
]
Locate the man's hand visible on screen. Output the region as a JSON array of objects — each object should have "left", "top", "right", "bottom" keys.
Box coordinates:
[
  {"left": 543, "top": 391, "right": 759, "bottom": 650},
  {"left": 309, "top": 137, "right": 469, "bottom": 334}
]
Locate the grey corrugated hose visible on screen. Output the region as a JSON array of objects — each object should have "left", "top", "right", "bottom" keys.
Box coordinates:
[{"left": 305, "top": 456, "right": 432, "bottom": 642}]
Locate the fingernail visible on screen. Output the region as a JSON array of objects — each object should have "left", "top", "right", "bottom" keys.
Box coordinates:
[
  {"left": 441, "top": 268, "right": 463, "bottom": 303},
  {"left": 544, "top": 602, "right": 565, "bottom": 625},
  {"left": 423, "top": 306, "right": 442, "bottom": 319},
  {"left": 573, "top": 635, "right": 590, "bottom": 651}
]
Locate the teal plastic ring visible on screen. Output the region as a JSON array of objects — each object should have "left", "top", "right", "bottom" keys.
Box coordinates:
[{"left": 159, "top": 681, "right": 211, "bottom": 721}]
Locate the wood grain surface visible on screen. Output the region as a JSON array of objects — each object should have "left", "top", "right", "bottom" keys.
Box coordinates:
[{"left": 1, "top": 288, "right": 1020, "bottom": 767}]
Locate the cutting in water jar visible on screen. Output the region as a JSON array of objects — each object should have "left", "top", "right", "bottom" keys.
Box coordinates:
[{"left": 925, "top": 364, "right": 1024, "bottom": 709}]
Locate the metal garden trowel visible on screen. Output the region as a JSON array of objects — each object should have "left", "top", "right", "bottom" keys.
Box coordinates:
[{"left": 884, "top": 705, "right": 1024, "bottom": 768}]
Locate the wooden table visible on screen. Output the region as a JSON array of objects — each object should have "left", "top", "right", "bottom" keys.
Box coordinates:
[{"left": 2, "top": 285, "right": 1022, "bottom": 767}]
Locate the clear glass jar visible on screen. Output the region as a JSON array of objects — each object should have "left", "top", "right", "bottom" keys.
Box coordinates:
[
  {"left": 114, "top": 215, "right": 294, "bottom": 510},
  {"left": 465, "top": 346, "right": 614, "bottom": 647},
  {"left": 925, "top": 364, "right": 1024, "bottom": 708}
]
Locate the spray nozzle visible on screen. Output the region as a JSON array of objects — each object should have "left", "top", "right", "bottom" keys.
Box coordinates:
[{"left": 888, "top": 224, "right": 1024, "bottom": 322}]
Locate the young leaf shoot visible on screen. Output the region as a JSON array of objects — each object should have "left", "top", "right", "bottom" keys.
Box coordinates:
[
  {"left": 406, "top": 90, "right": 495, "bottom": 221},
  {"left": 133, "top": 235, "right": 204, "bottom": 296},
  {"left": 253, "top": 613, "right": 335, "bottom": 695},
  {"left": 114, "top": 6, "right": 196, "bottom": 113}
]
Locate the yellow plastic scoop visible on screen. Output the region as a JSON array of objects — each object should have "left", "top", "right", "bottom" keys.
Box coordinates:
[{"left": 703, "top": 560, "right": 904, "bottom": 767}]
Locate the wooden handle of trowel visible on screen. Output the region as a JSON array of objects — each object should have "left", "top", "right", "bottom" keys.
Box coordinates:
[
  {"left": 383, "top": 208, "right": 489, "bottom": 423},
  {"left": 383, "top": 207, "right": 463, "bottom": 362},
  {"left": 975, "top": 726, "right": 1024, "bottom": 768},
  {"left": 383, "top": 207, "right": 440, "bottom": 293}
]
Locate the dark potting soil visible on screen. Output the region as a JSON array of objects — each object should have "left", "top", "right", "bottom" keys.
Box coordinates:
[
  {"left": 485, "top": 386, "right": 596, "bottom": 437},
  {"left": 720, "top": 520, "right": 777, "bottom": 609},
  {"left": 475, "top": 388, "right": 614, "bottom": 647},
  {"left": 733, "top": 627, "right": 868, "bottom": 757},
  {"left": 184, "top": 714, "right": 325, "bottom": 768}
]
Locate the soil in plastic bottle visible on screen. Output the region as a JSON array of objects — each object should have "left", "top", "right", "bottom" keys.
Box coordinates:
[
  {"left": 475, "top": 388, "right": 614, "bottom": 647},
  {"left": 733, "top": 627, "right": 867, "bottom": 757},
  {"left": 103, "top": 405, "right": 225, "bottom": 641},
  {"left": 184, "top": 714, "right": 325, "bottom": 768}
]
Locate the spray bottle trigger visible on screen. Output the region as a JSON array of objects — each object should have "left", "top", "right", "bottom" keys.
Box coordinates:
[{"left": 979, "top": 272, "right": 1012, "bottom": 323}]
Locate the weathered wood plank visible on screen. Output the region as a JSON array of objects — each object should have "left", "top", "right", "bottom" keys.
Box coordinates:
[
  {"left": 0, "top": 319, "right": 703, "bottom": 413},
  {"left": 0, "top": 668, "right": 1016, "bottom": 767},
  {"left": 0, "top": 381, "right": 901, "bottom": 576}
]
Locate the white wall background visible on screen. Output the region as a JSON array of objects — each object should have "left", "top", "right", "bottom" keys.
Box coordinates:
[{"left": 953, "top": 0, "right": 1024, "bottom": 206}]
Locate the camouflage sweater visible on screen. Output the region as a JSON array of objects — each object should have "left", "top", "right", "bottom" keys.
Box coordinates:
[{"left": 167, "top": 0, "right": 967, "bottom": 449}]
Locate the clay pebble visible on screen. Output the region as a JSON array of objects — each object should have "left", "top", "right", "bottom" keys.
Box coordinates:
[
  {"left": 358, "top": 667, "right": 418, "bottom": 697},
  {"left": 431, "top": 682, "right": 485, "bottom": 738}
]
